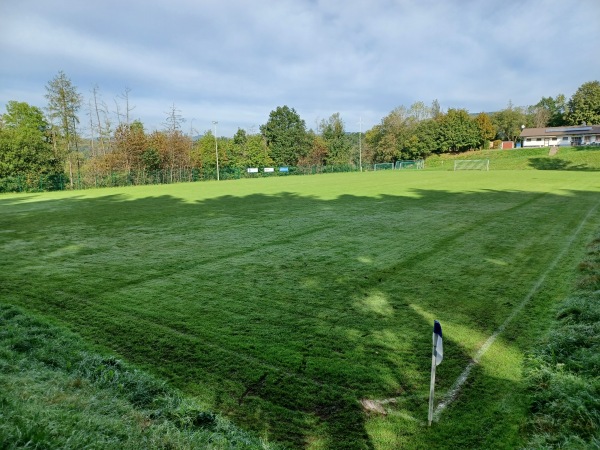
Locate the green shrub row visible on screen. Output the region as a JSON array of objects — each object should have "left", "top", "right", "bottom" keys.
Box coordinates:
[
  {"left": 0, "top": 305, "right": 282, "bottom": 449},
  {"left": 523, "top": 234, "right": 600, "bottom": 448}
]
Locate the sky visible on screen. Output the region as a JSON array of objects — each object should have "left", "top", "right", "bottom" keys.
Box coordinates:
[{"left": 1, "top": 0, "right": 599, "bottom": 137}]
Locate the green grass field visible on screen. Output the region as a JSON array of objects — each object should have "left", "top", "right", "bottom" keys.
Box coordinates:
[{"left": 1, "top": 164, "right": 599, "bottom": 448}]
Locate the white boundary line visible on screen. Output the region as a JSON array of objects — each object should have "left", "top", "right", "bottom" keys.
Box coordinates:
[{"left": 433, "top": 202, "right": 599, "bottom": 421}]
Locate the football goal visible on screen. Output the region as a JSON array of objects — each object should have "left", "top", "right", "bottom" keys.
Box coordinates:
[
  {"left": 395, "top": 160, "right": 425, "bottom": 170},
  {"left": 453, "top": 159, "right": 489, "bottom": 171},
  {"left": 374, "top": 163, "right": 394, "bottom": 171}
]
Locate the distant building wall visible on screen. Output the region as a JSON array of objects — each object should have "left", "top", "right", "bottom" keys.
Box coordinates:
[{"left": 521, "top": 126, "right": 600, "bottom": 148}]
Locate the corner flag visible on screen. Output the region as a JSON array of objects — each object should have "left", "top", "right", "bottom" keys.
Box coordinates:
[
  {"left": 428, "top": 320, "right": 443, "bottom": 425},
  {"left": 433, "top": 320, "right": 443, "bottom": 366}
]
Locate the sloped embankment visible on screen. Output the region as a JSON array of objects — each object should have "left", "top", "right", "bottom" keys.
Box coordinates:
[
  {"left": 524, "top": 232, "right": 600, "bottom": 448},
  {"left": 0, "top": 305, "right": 281, "bottom": 449}
]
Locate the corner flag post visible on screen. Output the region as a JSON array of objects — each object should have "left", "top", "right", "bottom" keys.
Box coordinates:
[{"left": 428, "top": 320, "right": 443, "bottom": 426}]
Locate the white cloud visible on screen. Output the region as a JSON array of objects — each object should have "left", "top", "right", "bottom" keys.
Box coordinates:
[{"left": 1, "top": 0, "right": 599, "bottom": 136}]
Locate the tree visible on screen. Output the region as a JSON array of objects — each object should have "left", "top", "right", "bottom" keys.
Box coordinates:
[
  {"left": 45, "top": 71, "right": 83, "bottom": 187},
  {"left": 231, "top": 129, "right": 272, "bottom": 169},
  {"left": 0, "top": 101, "right": 61, "bottom": 180},
  {"left": 113, "top": 120, "right": 147, "bottom": 172},
  {"left": 528, "top": 104, "right": 551, "bottom": 128},
  {"left": 566, "top": 80, "right": 600, "bottom": 125},
  {"left": 474, "top": 113, "right": 496, "bottom": 148},
  {"left": 191, "top": 130, "right": 218, "bottom": 174},
  {"left": 408, "top": 101, "right": 432, "bottom": 122},
  {"left": 492, "top": 102, "right": 527, "bottom": 143},
  {"left": 260, "top": 106, "right": 309, "bottom": 166},
  {"left": 89, "top": 84, "right": 112, "bottom": 155},
  {"left": 366, "top": 102, "right": 441, "bottom": 161},
  {"left": 242, "top": 134, "right": 272, "bottom": 168},
  {"left": 413, "top": 119, "right": 440, "bottom": 157},
  {"left": 371, "top": 106, "right": 413, "bottom": 162},
  {"left": 162, "top": 105, "right": 191, "bottom": 182},
  {"left": 531, "top": 95, "right": 567, "bottom": 127},
  {"left": 300, "top": 132, "right": 328, "bottom": 166},
  {"left": 437, "top": 109, "right": 480, "bottom": 152},
  {"left": 430, "top": 99, "right": 443, "bottom": 120},
  {"left": 319, "top": 113, "right": 352, "bottom": 165},
  {"left": 233, "top": 128, "right": 248, "bottom": 147}
]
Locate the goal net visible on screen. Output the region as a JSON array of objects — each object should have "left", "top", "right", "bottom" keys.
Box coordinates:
[
  {"left": 453, "top": 159, "right": 489, "bottom": 171},
  {"left": 395, "top": 160, "right": 425, "bottom": 170},
  {"left": 374, "top": 163, "right": 394, "bottom": 171}
]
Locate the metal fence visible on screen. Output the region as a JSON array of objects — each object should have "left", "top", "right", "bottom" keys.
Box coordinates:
[{"left": 0, "top": 164, "right": 375, "bottom": 193}]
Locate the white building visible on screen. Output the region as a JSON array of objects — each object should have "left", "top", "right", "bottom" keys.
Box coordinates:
[{"left": 520, "top": 125, "right": 600, "bottom": 148}]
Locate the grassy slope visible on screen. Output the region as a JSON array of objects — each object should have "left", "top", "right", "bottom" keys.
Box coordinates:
[
  {"left": 425, "top": 146, "right": 600, "bottom": 171},
  {"left": 1, "top": 148, "right": 599, "bottom": 449},
  {"left": 0, "top": 305, "right": 280, "bottom": 449},
  {"left": 523, "top": 232, "right": 600, "bottom": 448}
]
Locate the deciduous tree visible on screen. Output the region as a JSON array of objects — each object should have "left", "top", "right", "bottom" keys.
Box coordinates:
[
  {"left": 531, "top": 95, "right": 567, "bottom": 127},
  {"left": 0, "top": 101, "right": 61, "bottom": 179},
  {"left": 231, "top": 129, "right": 272, "bottom": 168},
  {"left": 300, "top": 131, "right": 328, "bottom": 166},
  {"left": 319, "top": 113, "right": 352, "bottom": 165},
  {"left": 412, "top": 119, "right": 440, "bottom": 157},
  {"left": 260, "top": 106, "right": 309, "bottom": 166},
  {"left": 113, "top": 120, "right": 147, "bottom": 172},
  {"left": 437, "top": 109, "right": 479, "bottom": 152},
  {"left": 492, "top": 102, "right": 527, "bottom": 143},
  {"left": 566, "top": 80, "right": 600, "bottom": 125},
  {"left": 474, "top": 113, "right": 496, "bottom": 148}
]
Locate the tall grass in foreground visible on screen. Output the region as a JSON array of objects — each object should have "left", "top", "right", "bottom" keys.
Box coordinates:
[
  {"left": 523, "top": 232, "right": 600, "bottom": 448},
  {"left": 0, "top": 305, "right": 281, "bottom": 449}
]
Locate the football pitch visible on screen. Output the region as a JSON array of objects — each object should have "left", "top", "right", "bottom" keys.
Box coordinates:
[{"left": 1, "top": 170, "right": 599, "bottom": 449}]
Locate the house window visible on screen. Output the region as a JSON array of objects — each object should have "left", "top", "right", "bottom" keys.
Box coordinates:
[
  {"left": 584, "top": 135, "right": 591, "bottom": 142},
  {"left": 536, "top": 138, "right": 542, "bottom": 141},
  {"left": 526, "top": 138, "right": 531, "bottom": 141},
  {"left": 562, "top": 137, "right": 568, "bottom": 141},
  {"left": 596, "top": 135, "right": 600, "bottom": 140},
  {"left": 551, "top": 137, "right": 557, "bottom": 141}
]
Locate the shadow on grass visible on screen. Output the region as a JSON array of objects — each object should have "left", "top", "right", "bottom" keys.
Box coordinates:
[
  {"left": 1, "top": 184, "right": 599, "bottom": 449},
  {"left": 528, "top": 157, "right": 599, "bottom": 171}
]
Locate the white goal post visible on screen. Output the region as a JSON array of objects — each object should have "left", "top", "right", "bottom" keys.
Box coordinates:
[
  {"left": 374, "top": 163, "right": 394, "bottom": 171},
  {"left": 453, "top": 159, "right": 489, "bottom": 171},
  {"left": 395, "top": 160, "right": 425, "bottom": 169}
]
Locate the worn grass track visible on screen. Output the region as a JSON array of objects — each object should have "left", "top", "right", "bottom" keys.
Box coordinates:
[{"left": 1, "top": 170, "right": 599, "bottom": 449}]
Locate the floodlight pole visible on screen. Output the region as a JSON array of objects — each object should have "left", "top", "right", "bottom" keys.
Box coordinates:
[
  {"left": 213, "top": 121, "right": 219, "bottom": 181},
  {"left": 359, "top": 117, "right": 363, "bottom": 172}
]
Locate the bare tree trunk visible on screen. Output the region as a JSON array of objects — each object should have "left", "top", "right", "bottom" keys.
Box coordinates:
[
  {"left": 101, "top": 102, "right": 112, "bottom": 155},
  {"left": 122, "top": 87, "right": 134, "bottom": 125},
  {"left": 68, "top": 158, "right": 73, "bottom": 189},
  {"left": 92, "top": 85, "right": 106, "bottom": 155},
  {"left": 114, "top": 99, "right": 123, "bottom": 126},
  {"left": 88, "top": 100, "right": 96, "bottom": 158}
]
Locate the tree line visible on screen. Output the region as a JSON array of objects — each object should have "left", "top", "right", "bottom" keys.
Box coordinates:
[{"left": 1, "top": 71, "right": 599, "bottom": 191}]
